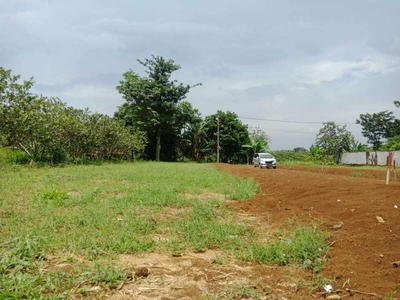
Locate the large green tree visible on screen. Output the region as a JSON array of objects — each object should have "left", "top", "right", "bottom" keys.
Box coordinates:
[
  {"left": 204, "top": 111, "right": 250, "bottom": 163},
  {"left": 356, "top": 111, "right": 395, "bottom": 150},
  {"left": 315, "top": 122, "right": 355, "bottom": 157},
  {"left": 115, "top": 55, "right": 200, "bottom": 161}
]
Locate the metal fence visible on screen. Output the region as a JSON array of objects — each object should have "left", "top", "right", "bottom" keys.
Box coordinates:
[{"left": 340, "top": 151, "right": 400, "bottom": 166}]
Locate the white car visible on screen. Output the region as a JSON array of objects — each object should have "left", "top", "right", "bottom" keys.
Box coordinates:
[{"left": 253, "top": 153, "right": 277, "bottom": 169}]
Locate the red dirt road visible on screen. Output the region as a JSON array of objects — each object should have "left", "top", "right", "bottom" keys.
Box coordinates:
[{"left": 217, "top": 164, "right": 400, "bottom": 298}]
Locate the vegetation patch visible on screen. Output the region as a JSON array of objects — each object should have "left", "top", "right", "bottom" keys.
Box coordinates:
[
  {"left": 0, "top": 162, "right": 259, "bottom": 297},
  {"left": 350, "top": 171, "right": 371, "bottom": 178},
  {"left": 0, "top": 162, "right": 331, "bottom": 297}
]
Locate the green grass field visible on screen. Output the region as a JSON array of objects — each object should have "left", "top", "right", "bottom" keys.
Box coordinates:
[{"left": 0, "top": 162, "right": 329, "bottom": 298}]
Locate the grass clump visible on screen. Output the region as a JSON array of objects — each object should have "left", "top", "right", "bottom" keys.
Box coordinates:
[
  {"left": 242, "top": 219, "right": 329, "bottom": 271},
  {"left": 350, "top": 171, "right": 371, "bottom": 178},
  {"left": 168, "top": 203, "right": 254, "bottom": 253}
]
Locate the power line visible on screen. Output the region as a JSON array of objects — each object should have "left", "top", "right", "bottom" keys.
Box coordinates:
[
  {"left": 238, "top": 116, "right": 358, "bottom": 125},
  {"left": 259, "top": 127, "right": 365, "bottom": 137}
]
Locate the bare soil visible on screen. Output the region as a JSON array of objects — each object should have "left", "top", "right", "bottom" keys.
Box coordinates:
[{"left": 106, "top": 164, "right": 400, "bottom": 300}]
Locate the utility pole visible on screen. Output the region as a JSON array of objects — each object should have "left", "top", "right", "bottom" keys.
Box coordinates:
[{"left": 217, "top": 116, "right": 220, "bottom": 163}]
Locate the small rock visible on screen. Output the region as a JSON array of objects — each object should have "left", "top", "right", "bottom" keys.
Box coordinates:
[
  {"left": 135, "top": 267, "right": 149, "bottom": 278},
  {"left": 393, "top": 261, "right": 400, "bottom": 268},
  {"left": 331, "top": 224, "right": 343, "bottom": 230},
  {"left": 351, "top": 209, "right": 356, "bottom": 212},
  {"left": 379, "top": 254, "right": 384, "bottom": 258},
  {"left": 326, "top": 295, "right": 341, "bottom": 300},
  {"left": 337, "top": 199, "right": 341, "bottom": 202},
  {"left": 395, "top": 205, "right": 398, "bottom": 209},
  {"left": 376, "top": 216, "right": 385, "bottom": 223}
]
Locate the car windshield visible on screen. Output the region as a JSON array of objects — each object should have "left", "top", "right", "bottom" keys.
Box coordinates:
[{"left": 259, "top": 154, "right": 273, "bottom": 159}]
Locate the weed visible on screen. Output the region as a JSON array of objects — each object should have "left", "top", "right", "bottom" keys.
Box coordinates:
[
  {"left": 90, "top": 264, "right": 128, "bottom": 287},
  {"left": 387, "top": 283, "right": 400, "bottom": 300},
  {"left": 223, "top": 284, "right": 267, "bottom": 300},
  {"left": 342, "top": 277, "right": 351, "bottom": 288},
  {"left": 211, "top": 254, "right": 224, "bottom": 265},
  {"left": 248, "top": 221, "right": 329, "bottom": 270},
  {"left": 171, "top": 203, "right": 254, "bottom": 253},
  {"left": 351, "top": 171, "right": 371, "bottom": 178},
  {"left": 33, "top": 189, "right": 70, "bottom": 207}
]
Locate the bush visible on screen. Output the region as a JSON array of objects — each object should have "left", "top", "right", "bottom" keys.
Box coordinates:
[
  {"left": 271, "top": 150, "right": 309, "bottom": 162},
  {"left": 0, "top": 148, "right": 29, "bottom": 165}
]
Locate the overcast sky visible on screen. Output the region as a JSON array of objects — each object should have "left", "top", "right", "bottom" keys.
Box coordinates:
[{"left": 1, "top": 0, "right": 399, "bottom": 150}]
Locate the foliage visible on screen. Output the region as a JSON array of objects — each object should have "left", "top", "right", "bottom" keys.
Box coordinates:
[
  {"left": 382, "top": 135, "right": 400, "bottom": 151},
  {"left": 0, "top": 67, "right": 146, "bottom": 164},
  {"left": 293, "top": 147, "right": 308, "bottom": 152},
  {"left": 271, "top": 150, "right": 309, "bottom": 162},
  {"left": 242, "top": 127, "right": 270, "bottom": 163},
  {"left": 351, "top": 142, "right": 368, "bottom": 152},
  {"left": 386, "top": 119, "right": 400, "bottom": 138},
  {"left": 315, "top": 122, "right": 355, "bottom": 155},
  {"left": 204, "top": 111, "right": 250, "bottom": 163},
  {"left": 0, "top": 68, "right": 65, "bottom": 162},
  {"left": 250, "top": 222, "right": 329, "bottom": 268},
  {"left": 309, "top": 145, "right": 326, "bottom": 161},
  {"left": 249, "top": 126, "right": 270, "bottom": 152},
  {"left": 356, "top": 111, "right": 396, "bottom": 150},
  {"left": 0, "top": 147, "right": 29, "bottom": 165},
  {"left": 181, "top": 119, "right": 211, "bottom": 162},
  {"left": 115, "top": 55, "right": 200, "bottom": 161}
]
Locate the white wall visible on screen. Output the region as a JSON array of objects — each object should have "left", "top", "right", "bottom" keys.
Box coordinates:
[{"left": 340, "top": 151, "right": 400, "bottom": 166}]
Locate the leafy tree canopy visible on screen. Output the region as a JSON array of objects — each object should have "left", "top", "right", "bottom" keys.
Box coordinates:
[
  {"left": 0, "top": 67, "right": 146, "bottom": 163},
  {"left": 315, "top": 121, "right": 355, "bottom": 155},
  {"left": 382, "top": 135, "right": 400, "bottom": 151},
  {"left": 115, "top": 55, "right": 200, "bottom": 161},
  {"left": 356, "top": 111, "right": 395, "bottom": 150},
  {"left": 204, "top": 111, "right": 249, "bottom": 163}
]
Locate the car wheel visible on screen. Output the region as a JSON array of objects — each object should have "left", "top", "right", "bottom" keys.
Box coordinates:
[
  {"left": 259, "top": 164, "right": 262, "bottom": 168},
  {"left": 253, "top": 164, "right": 257, "bottom": 168},
  {"left": 273, "top": 166, "right": 277, "bottom": 169}
]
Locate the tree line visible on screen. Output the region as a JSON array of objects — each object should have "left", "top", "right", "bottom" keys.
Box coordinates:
[
  {"left": 2, "top": 55, "right": 398, "bottom": 165},
  {"left": 0, "top": 57, "right": 270, "bottom": 164},
  {"left": 311, "top": 101, "right": 400, "bottom": 161},
  {"left": 0, "top": 68, "right": 147, "bottom": 164}
]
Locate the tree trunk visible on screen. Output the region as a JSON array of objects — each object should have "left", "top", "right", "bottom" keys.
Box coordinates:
[{"left": 156, "top": 129, "right": 161, "bottom": 161}]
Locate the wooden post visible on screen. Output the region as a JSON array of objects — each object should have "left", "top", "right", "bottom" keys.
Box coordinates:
[{"left": 386, "top": 152, "right": 393, "bottom": 185}]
